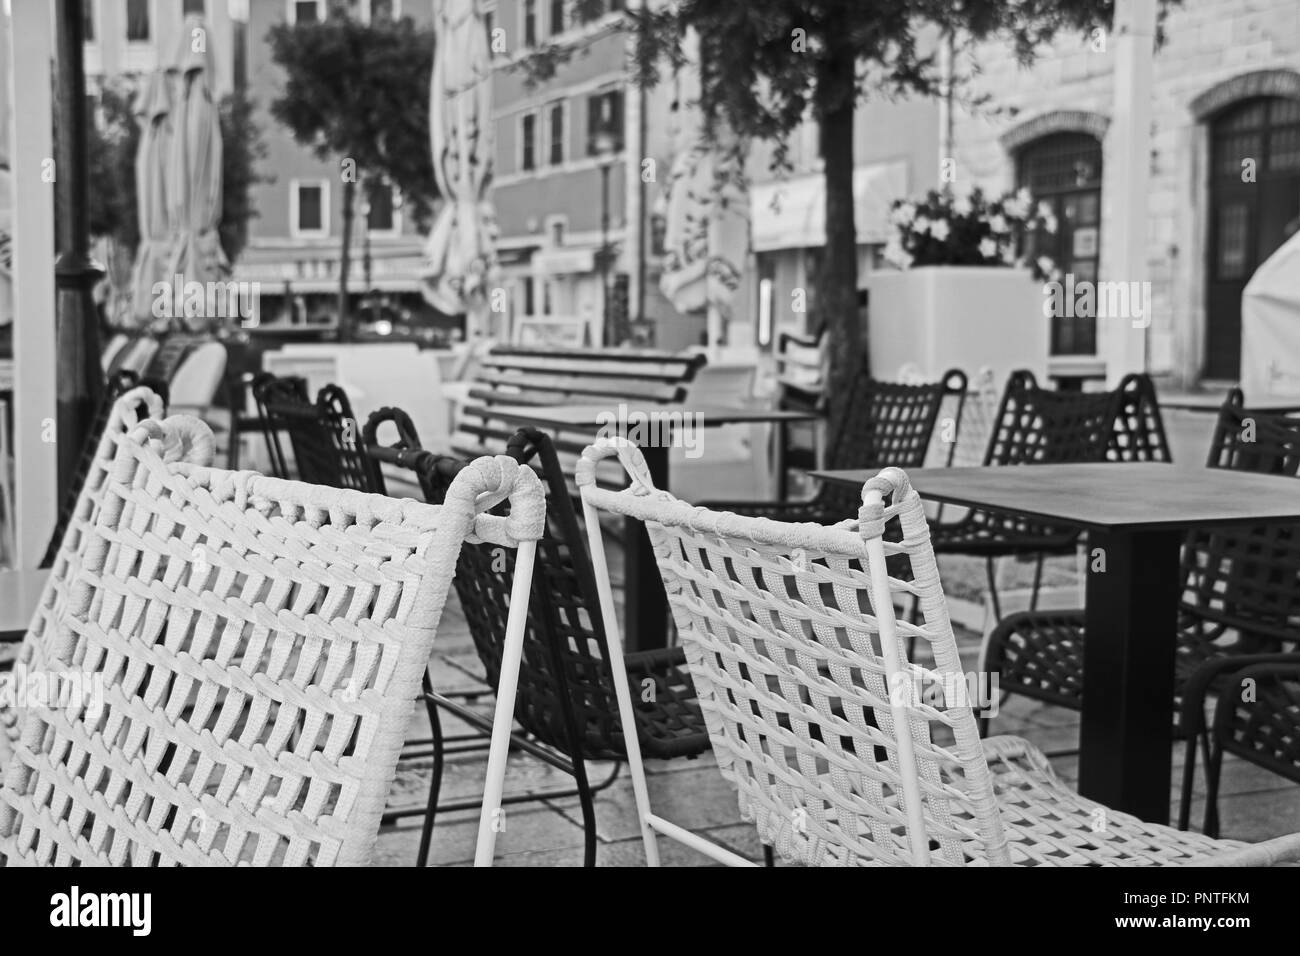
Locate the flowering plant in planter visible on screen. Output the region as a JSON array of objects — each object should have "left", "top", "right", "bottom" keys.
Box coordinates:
[{"left": 883, "top": 187, "right": 1059, "bottom": 282}]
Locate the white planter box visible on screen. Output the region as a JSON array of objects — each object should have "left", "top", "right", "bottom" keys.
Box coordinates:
[{"left": 866, "top": 266, "right": 1049, "bottom": 386}]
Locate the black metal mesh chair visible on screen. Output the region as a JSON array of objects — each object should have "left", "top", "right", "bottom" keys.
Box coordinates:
[
  {"left": 252, "top": 374, "right": 383, "bottom": 493},
  {"left": 985, "top": 389, "right": 1300, "bottom": 833},
  {"left": 928, "top": 371, "right": 1165, "bottom": 620},
  {"left": 38, "top": 370, "right": 170, "bottom": 569},
  {"left": 363, "top": 411, "right": 709, "bottom": 867},
  {"left": 704, "top": 367, "right": 968, "bottom": 524}
]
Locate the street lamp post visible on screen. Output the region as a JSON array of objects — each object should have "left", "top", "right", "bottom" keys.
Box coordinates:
[
  {"left": 54, "top": 0, "right": 105, "bottom": 506},
  {"left": 593, "top": 129, "right": 617, "bottom": 347}
]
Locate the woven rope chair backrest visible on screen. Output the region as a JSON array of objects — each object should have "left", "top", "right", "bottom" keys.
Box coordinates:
[
  {"left": 817, "top": 368, "right": 968, "bottom": 519},
  {"left": 39, "top": 371, "right": 170, "bottom": 568},
  {"left": 578, "top": 437, "right": 1007, "bottom": 866},
  {"left": 1108, "top": 373, "right": 1172, "bottom": 462},
  {"left": 257, "top": 376, "right": 384, "bottom": 494},
  {"left": 3, "top": 386, "right": 169, "bottom": 768},
  {"left": 1179, "top": 390, "right": 1300, "bottom": 646},
  {"left": 0, "top": 414, "right": 544, "bottom": 866},
  {"left": 363, "top": 411, "right": 630, "bottom": 758},
  {"left": 983, "top": 370, "right": 1117, "bottom": 466}
]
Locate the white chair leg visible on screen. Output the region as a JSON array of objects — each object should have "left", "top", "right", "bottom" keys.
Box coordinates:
[
  {"left": 582, "top": 498, "right": 661, "bottom": 867},
  {"left": 473, "top": 539, "right": 539, "bottom": 867}
]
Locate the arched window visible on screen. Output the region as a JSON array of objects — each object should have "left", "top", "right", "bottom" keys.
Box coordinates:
[
  {"left": 1205, "top": 96, "right": 1300, "bottom": 379},
  {"left": 1016, "top": 132, "right": 1103, "bottom": 355}
]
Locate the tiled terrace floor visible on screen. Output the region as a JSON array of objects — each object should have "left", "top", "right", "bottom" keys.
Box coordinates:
[{"left": 372, "top": 546, "right": 1300, "bottom": 867}]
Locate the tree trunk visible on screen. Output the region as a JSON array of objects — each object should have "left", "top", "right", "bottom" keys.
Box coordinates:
[
  {"left": 816, "top": 43, "right": 862, "bottom": 434},
  {"left": 338, "top": 177, "right": 355, "bottom": 342}
]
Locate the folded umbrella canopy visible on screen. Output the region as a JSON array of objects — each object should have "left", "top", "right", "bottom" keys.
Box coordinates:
[
  {"left": 422, "top": 0, "right": 498, "bottom": 326},
  {"left": 164, "top": 14, "right": 229, "bottom": 332},
  {"left": 657, "top": 53, "right": 750, "bottom": 348},
  {"left": 129, "top": 70, "right": 174, "bottom": 327}
]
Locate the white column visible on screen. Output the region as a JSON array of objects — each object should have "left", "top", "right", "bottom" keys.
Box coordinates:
[
  {"left": 1100, "top": 0, "right": 1157, "bottom": 383},
  {"left": 9, "top": 0, "right": 57, "bottom": 567},
  {"left": 623, "top": 4, "right": 643, "bottom": 332}
]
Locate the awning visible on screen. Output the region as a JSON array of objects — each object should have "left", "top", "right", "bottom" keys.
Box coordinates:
[{"left": 750, "top": 160, "right": 908, "bottom": 253}]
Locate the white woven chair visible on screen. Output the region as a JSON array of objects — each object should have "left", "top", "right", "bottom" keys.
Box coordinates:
[
  {"left": 0, "top": 412, "right": 544, "bottom": 866},
  {"left": 574, "top": 436, "right": 1300, "bottom": 866}
]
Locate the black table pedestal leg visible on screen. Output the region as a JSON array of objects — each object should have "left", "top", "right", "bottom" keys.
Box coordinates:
[
  {"left": 623, "top": 443, "right": 670, "bottom": 652},
  {"left": 1078, "top": 527, "right": 1182, "bottom": 824}
]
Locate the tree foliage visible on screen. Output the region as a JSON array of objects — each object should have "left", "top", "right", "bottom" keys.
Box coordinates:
[
  {"left": 267, "top": 12, "right": 439, "bottom": 332},
  {"left": 524, "top": 1, "right": 1121, "bottom": 424}
]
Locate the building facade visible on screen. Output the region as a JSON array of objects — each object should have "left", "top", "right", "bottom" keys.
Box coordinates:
[
  {"left": 950, "top": 0, "right": 1300, "bottom": 387},
  {"left": 83, "top": 0, "right": 240, "bottom": 96}
]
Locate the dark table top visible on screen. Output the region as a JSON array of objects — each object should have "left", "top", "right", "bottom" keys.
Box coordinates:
[
  {"left": 811, "top": 462, "right": 1300, "bottom": 532},
  {"left": 1159, "top": 392, "right": 1300, "bottom": 413},
  {"left": 475, "top": 403, "right": 820, "bottom": 431}
]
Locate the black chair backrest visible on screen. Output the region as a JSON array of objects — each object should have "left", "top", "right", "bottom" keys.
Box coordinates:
[
  {"left": 817, "top": 367, "right": 968, "bottom": 517},
  {"left": 1108, "top": 373, "right": 1172, "bottom": 463},
  {"left": 1181, "top": 390, "right": 1300, "bottom": 645},
  {"left": 39, "top": 370, "right": 169, "bottom": 569},
  {"left": 363, "top": 410, "right": 633, "bottom": 759},
  {"left": 254, "top": 375, "right": 382, "bottom": 493},
  {"left": 983, "top": 369, "right": 1119, "bottom": 466}
]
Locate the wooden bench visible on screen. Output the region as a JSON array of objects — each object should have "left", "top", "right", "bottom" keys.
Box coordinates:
[{"left": 453, "top": 346, "right": 707, "bottom": 482}]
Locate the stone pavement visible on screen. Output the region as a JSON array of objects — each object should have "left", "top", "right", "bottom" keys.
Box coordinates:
[{"left": 372, "top": 548, "right": 1300, "bottom": 867}]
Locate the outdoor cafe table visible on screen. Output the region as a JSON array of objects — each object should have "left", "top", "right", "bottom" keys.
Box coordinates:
[
  {"left": 810, "top": 461, "right": 1300, "bottom": 825},
  {"left": 477, "top": 403, "right": 819, "bottom": 651}
]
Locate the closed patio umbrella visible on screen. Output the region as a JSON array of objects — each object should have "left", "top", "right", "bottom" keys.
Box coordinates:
[
  {"left": 422, "top": 0, "right": 498, "bottom": 333},
  {"left": 165, "top": 14, "right": 229, "bottom": 332},
  {"left": 658, "top": 56, "right": 750, "bottom": 350},
  {"left": 129, "top": 69, "right": 174, "bottom": 327}
]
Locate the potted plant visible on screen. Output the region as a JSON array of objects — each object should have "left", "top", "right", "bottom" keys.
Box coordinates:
[{"left": 867, "top": 187, "right": 1058, "bottom": 385}]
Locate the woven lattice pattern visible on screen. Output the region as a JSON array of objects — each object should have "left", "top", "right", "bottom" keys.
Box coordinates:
[
  {"left": 0, "top": 415, "right": 543, "bottom": 866},
  {"left": 366, "top": 412, "right": 709, "bottom": 761},
  {"left": 709, "top": 369, "right": 965, "bottom": 526},
  {"left": 1109, "top": 374, "right": 1173, "bottom": 463},
  {"left": 257, "top": 378, "right": 383, "bottom": 494},
  {"left": 4, "top": 387, "right": 170, "bottom": 772},
  {"left": 577, "top": 436, "right": 1300, "bottom": 865},
  {"left": 1213, "top": 659, "right": 1300, "bottom": 785}
]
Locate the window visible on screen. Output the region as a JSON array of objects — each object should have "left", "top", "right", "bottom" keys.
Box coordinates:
[
  {"left": 586, "top": 89, "right": 625, "bottom": 155},
  {"left": 522, "top": 0, "right": 537, "bottom": 47},
  {"left": 357, "top": 0, "right": 397, "bottom": 21},
  {"left": 523, "top": 277, "right": 535, "bottom": 316},
  {"left": 291, "top": 180, "right": 329, "bottom": 237},
  {"left": 182, "top": 0, "right": 206, "bottom": 16},
  {"left": 83, "top": 0, "right": 96, "bottom": 41},
  {"left": 366, "top": 181, "right": 399, "bottom": 234},
  {"left": 521, "top": 112, "right": 537, "bottom": 172},
  {"left": 548, "top": 101, "right": 565, "bottom": 166},
  {"left": 291, "top": 1, "right": 323, "bottom": 24},
  {"left": 1017, "top": 131, "right": 1103, "bottom": 355},
  {"left": 126, "top": 0, "right": 150, "bottom": 41},
  {"left": 548, "top": 217, "right": 566, "bottom": 246},
  {"left": 549, "top": 0, "right": 564, "bottom": 35}
]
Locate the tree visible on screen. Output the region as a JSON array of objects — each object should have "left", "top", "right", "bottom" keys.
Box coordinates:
[
  {"left": 268, "top": 12, "right": 438, "bottom": 339},
  {"left": 523, "top": 1, "right": 1116, "bottom": 428}
]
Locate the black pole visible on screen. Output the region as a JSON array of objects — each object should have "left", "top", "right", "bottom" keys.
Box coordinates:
[{"left": 54, "top": 0, "right": 105, "bottom": 504}]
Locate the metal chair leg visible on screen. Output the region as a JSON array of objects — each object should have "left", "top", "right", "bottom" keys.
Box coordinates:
[
  {"left": 1203, "top": 738, "right": 1224, "bottom": 839},
  {"left": 1028, "top": 553, "right": 1046, "bottom": 612},
  {"left": 763, "top": 845, "right": 775, "bottom": 867},
  {"left": 417, "top": 670, "right": 446, "bottom": 868},
  {"left": 1177, "top": 733, "right": 1199, "bottom": 831},
  {"left": 573, "top": 759, "right": 599, "bottom": 868},
  {"left": 985, "top": 556, "right": 1003, "bottom": 623}
]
